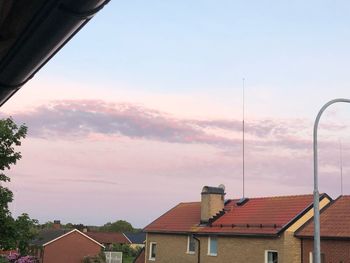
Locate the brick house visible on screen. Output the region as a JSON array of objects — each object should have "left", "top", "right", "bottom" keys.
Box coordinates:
[
  {"left": 144, "top": 186, "right": 332, "bottom": 263},
  {"left": 295, "top": 195, "right": 350, "bottom": 263},
  {"left": 30, "top": 228, "right": 104, "bottom": 263},
  {"left": 85, "top": 231, "right": 130, "bottom": 250}
]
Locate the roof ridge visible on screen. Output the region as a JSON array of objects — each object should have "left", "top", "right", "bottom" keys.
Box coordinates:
[
  {"left": 87, "top": 231, "right": 124, "bottom": 234},
  {"left": 230, "top": 193, "right": 314, "bottom": 200},
  {"left": 167, "top": 194, "right": 320, "bottom": 206}
]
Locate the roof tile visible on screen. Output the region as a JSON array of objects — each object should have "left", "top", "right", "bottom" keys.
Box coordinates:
[
  {"left": 85, "top": 232, "right": 130, "bottom": 244},
  {"left": 296, "top": 195, "right": 350, "bottom": 238},
  {"left": 144, "top": 194, "right": 319, "bottom": 236}
]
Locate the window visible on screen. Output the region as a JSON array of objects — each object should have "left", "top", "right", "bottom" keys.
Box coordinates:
[
  {"left": 149, "top": 242, "right": 157, "bottom": 261},
  {"left": 187, "top": 235, "right": 196, "bottom": 254},
  {"left": 265, "top": 250, "right": 278, "bottom": 263},
  {"left": 207, "top": 236, "right": 217, "bottom": 256}
]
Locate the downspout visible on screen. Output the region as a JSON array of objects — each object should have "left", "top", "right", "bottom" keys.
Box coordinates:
[
  {"left": 192, "top": 235, "right": 201, "bottom": 263},
  {"left": 301, "top": 238, "right": 303, "bottom": 263}
]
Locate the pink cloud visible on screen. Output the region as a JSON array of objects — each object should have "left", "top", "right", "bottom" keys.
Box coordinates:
[
  {"left": 3, "top": 99, "right": 350, "bottom": 226},
  {"left": 6, "top": 99, "right": 348, "bottom": 152}
]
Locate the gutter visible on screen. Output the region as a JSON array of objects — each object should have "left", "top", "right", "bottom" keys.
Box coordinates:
[
  {"left": 145, "top": 230, "right": 279, "bottom": 238},
  {"left": 0, "top": 0, "right": 110, "bottom": 106}
]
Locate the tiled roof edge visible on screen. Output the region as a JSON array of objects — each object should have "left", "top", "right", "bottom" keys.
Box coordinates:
[
  {"left": 279, "top": 193, "right": 332, "bottom": 236},
  {"left": 294, "top": 195, "right": 341, "bottom": 238},
  {"left": 145, "top": 230, "right": 278, "bottom": 238},
  {"left": 143, "top": 202, "right": 199, "bottom": 231}
]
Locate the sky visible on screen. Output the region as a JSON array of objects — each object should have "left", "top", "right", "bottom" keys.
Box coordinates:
[{"left": 2, "top": 0, "right": 350, "bottom": 227}]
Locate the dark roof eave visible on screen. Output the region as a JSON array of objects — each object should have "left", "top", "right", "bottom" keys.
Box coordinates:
[
  {"left": 296, "top": 235, "right": 350, "bottom": 241},
  {"left": 277, "top": 193, "right": 332, "bottom": 235},
  {"left": 294, "top": 194, "right": 338, "bottom": 238},
  {"left": 144, "top": 230, "right": 279, "bottom": 238},
  {"left": 0, "top": 0, "right": 110, "bottom": 106}
]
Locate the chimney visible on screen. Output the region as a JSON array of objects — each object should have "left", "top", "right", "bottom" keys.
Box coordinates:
[
  {"left": 200, "top": 185, "right": 225, "bottom": 224},
  {"left": 53, "top": 220, "right": 61, "bottom": 229}
]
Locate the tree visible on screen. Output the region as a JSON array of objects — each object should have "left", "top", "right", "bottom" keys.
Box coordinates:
[
  {"left": 15, "top": 213, "right": 38, "bottom": 254},
  {"left": 0, "top": 118, "right": 27, "bottom": 250},
  {"left": 100, "top": 220, "right": 134, "bottom": 233}
]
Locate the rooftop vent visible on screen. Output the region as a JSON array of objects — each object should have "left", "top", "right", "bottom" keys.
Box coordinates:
[{"left": 236, "top": 197, "right": 249, "bottom": 206}]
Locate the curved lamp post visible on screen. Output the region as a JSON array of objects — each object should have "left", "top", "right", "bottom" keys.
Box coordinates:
[{"left": 313, "top": 98, "right": 350, "bottom": 263}]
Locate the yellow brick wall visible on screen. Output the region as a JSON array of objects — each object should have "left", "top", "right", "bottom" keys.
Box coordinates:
[{"left": 145, "top": 232, "right": 302, "bottom": 263}]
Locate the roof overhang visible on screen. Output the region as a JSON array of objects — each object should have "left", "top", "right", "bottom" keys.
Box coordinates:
[
  {"left": 144, "top": 230, "right": 279, "bottom": 238},
  {"left": 0, "top": 0, "right": 110, "bottom": 106}
]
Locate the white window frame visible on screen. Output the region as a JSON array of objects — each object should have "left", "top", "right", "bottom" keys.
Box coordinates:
[
  {"left": 207, "top": 236, "right": 217, "bottom": 256},
  {"left": 149, "top": 242, "right": 157, "bottom": 261},
  {"left": 187, "top": 235, "right": 195, "bottom": 254},
  {"left": 265, "top": 250, "right": 278, "bottom": 263}
]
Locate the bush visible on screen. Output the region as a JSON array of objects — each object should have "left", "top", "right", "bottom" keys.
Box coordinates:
[
  {"left": 82, "top": 252, "right": 105, "bottom": 263},
  {"left": 4, "top": 253, "right": 38, "bottom": 263},
  {"left": 15, "top": 256, "right": 38, "bottom": 263},
  {"left": 110, "top": 244, "right": 138, "bottom": 257}
]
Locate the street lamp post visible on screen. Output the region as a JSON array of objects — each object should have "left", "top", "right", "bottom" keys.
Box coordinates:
[{"left": 313, "top": 98, "right": 350, "bottom": 263}]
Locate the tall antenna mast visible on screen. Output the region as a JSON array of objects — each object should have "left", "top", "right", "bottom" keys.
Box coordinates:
[
  {"left": 242, "top": 78, "right": 245, "bottom": 198},
  {"left": 339, "top": 140, "right": 343, "bottom": 195}
]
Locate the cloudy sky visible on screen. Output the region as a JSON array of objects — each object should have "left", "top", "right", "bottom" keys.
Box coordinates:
[{"left": 2, "top": 0, "right": 350, "bottom": 227}]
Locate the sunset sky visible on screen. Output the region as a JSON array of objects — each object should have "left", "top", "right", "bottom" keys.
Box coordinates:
[{"left": 2, "top": 0, "right": 350, "bottom": 227}]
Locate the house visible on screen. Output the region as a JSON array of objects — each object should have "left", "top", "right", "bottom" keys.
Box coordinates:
[
  {"left": 295, "top": 195, "right": 350, "bottom": 263},
  {"left": 144, "top": 185, "right": 332, "bottom": 263},
  {"left": 123, "top": 232, "right": 146, "bottom": 249},
  {"left": 133, "top": 247, "right": 145, "bottom": 263},
  {"left": 30, "top": 225, "right": 104, "bottom": 263},
  {"left": 85, "top": 231, "right": 130, "bottom": 250}
]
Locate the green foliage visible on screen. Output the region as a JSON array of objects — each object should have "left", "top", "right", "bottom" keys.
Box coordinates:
[
  {"left": 39, "top": 221, "right": 53, "bottom": 230},
  {"left": 64, "top": 223, "right": 74, "bottom": 229},
  {"left": 15, "top": 213, "right": 39, "bottom": 254},
  {"left": 133, "top": 246, "right": 143, "bottom": 257},
  {"left": 110, "top": 244, "right": 139, "bottom": 258},
  {"left": 82, "top": 251, "right": 105, "bottom": 263},
  {"left": 122, "top": 257, "right": 135, "bottom": 263},
  {"left": 0, "top": 118, "right": 28, "bottom": 250},
  {"left": 100, "top": 220, "right": 134, "bottom": 233},
  {"left": 0, "top": 256, "right": 9, "bottom": 263},
  {"left": 0, "top": 209, "right": 16, "bottom": 249},
  {"left": 0, "top": 118, "right": 27, "bottom": 182}
]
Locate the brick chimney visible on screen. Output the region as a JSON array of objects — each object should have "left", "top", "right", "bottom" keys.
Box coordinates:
[
  {"left": 53, "top": 220, "right": 61, "bottom": 229},
  {"left": 200, "top": 185, "right": 225, "bottom": 224}
]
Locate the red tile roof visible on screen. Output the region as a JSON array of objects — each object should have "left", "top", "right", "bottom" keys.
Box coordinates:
[
  {"left": 296, "top": 195, "right": 350, "bottom": 238},
  {"left": 85, "top": 232, "right": 130, "bottom": 244},
  {"left": 144, "top": 202, "right": 200, "bottom": 233},
  {"left": 144, "top": 194, "right": 328, "bottom": 236}
]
